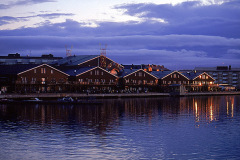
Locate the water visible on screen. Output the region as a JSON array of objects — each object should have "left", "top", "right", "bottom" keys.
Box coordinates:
[{"left": 0, "top": 96, "right": 240, "bottom": 160}]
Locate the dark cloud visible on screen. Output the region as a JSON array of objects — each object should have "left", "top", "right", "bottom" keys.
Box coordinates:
[
  {"left": 116, "top": 0, "right": 240, "bottom": 38},
  {"left": 0, "top": 0, "right": 239, "bottom": 69},
  {"left": 0, "top": 16, "right": 19, "bottom": 26}
]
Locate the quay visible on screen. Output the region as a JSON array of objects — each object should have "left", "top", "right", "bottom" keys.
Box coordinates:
[{"left": 0, "top": 92, "right": 240, "bottom": 100}]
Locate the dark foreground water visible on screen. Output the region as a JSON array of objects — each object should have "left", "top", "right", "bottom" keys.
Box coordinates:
[{"left": 0, "top": 96, "right": 240, "bottom": 160}]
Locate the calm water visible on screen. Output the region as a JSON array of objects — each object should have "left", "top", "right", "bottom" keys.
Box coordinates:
[{"left": 0, "top": 96, "right": 240, "bottom": 160}]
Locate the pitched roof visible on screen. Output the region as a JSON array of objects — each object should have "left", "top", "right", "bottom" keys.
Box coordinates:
[
  {"left": 151, "top": 71, "right": 173, "bottom": 79},
  {"left": 51, "top": 55, "right": 99, "bottom": 66},
  {"left": 58, "top": 66, "right": 95, "bottom": 76},
  {"left": 120, "top": 69, "right": 139, "bottom": 77},
  {"left": 182, "top": 72, "right": 202, "bottom": 80}
]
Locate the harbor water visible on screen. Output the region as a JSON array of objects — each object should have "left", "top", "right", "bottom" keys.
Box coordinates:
[{"left": 0, "top": 95, "right": 240, "bottom": 159}]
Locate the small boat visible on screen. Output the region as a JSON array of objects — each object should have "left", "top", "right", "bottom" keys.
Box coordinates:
[
  {"left": 23, "top": 98, "right": 42, "bottom": 102},
  {"left": 58, "top": 96, "right": 74, "bottom": 102}
]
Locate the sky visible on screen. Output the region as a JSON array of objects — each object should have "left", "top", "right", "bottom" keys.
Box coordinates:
[{"left": 0, "top": 0, "right": 240, "bottom": 69}]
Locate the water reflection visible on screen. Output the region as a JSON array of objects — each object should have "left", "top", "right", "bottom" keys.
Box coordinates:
[
  {"left": 0, "top": 95, "right": 240, "bottom": 159},
  {"left": 0, "top": 96, "right": 239, "bottom": 133}
]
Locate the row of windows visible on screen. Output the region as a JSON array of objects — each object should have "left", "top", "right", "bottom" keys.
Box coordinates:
[
  {"left": 125, "top": 79, "right": 154, "bottom": 84},
  {"left": 33, "top": 68, "right": 54, "bottom": 74},
  {"left": 89, "top": 70, "right": 104, "bottom": 76},
  {"left": 163, "top": 81, "right": 188, "bottom": 85},
  {"left": 134, "top": 72, "right": 146, "bottom": 77},
  {"left": 79, "top": 79, "right": 115, "bottom": 83}
]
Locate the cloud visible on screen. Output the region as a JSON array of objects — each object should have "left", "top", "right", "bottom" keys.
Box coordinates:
[
  {"left": 0, "top": 13, "right": 74, "bottom": 26},
  {"left": 0, "top": 0, "right": 239, "bottom": 69},
  {"left": 115, "top": 0, "right": 240, "bottom": 37},
  {"left": 0, "top": 16, "right": 19, "bottom": 26},
  {"left": 0, "top": 0, "right": 56, "bottom": 9}
]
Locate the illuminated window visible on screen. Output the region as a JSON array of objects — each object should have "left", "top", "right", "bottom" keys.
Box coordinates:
[
  {"left": 41, "top": 68, "right": 46, "bottom": 74},
  {"left": 173, "top": 74, "right": 177, "bottom": 78},
  {"left": 41, "top": 78, "right": 45, "bottom": 84},
  {"left": 202, "top": 75, "right": 205, "bottom": 79},
  {"left": 206, "top": 76, "right": 208, "bottom": 79}
]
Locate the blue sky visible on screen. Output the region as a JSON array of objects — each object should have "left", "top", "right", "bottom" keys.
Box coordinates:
[{"left": 0, "top": 0, "right": 240, "bottom": 69}]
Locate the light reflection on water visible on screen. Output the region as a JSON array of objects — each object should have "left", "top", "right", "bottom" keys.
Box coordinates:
[{"left": 0, "top": 95, "right": 240, "bottom": 160}]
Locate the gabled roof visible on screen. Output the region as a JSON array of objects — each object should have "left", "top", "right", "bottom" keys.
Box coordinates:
[
  {"left": 151, "top": 71, "right": 173, "bottom": 79},
  {"left": 51, "top": 55, "right": 99, "bottom": 66},
  {"left": 152, "top": 71, "right": 189, "bottom": 80},
  {"left": 76, "top": 66, "right": 119, "bottom": 78},
  {"left": 59, "top": 66, "right": 95, "bottom": 76},
  {"left": 17, "top": 64, "right": 70, "bottom": 76},
  {"left": 122, "top": 69, "right": 158, "bottom": 79},
  {"left": 182, "top": 72, "right": 215, "bottom": 81}
]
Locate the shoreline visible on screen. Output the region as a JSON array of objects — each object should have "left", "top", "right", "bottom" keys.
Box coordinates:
[{"left": 1, "top": 91, "right": 240, "bottom": 99}]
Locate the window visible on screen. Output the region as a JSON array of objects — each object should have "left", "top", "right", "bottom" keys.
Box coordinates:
[
  {"left": 126, "top": 79, "right": 129, "bottom": 83},
  {"left": 90, "top": 71, "right": 92, "bottom": 75},
  {"left": 202, "top": 75, "right": 205, "bottom": 79},
  {"left": 79, "top": 79, "right": 83, "bottom": 82},
  {"left": 95, "top": 79, "right": 99, "bottom": 82},
  {"left": 206, "top": 76, "right": 208, "bottom": 79},
  {"left": 139, "top": 72, "right": 142, "bottom": 77},
  {"left": 144, "top": 73, "right": 145, "bottom": 77},
  {"left": 51, "top": 70, "right": 53, "bottom": 74},
  {"left": 34, "top": 69, "right": 36, "bottom": 73},
  {"left": 173, "top": 81, "right": 176, "bottom": 84},
  {"left": 135, "top": 73, "right": 136, "bottom": 76},
  {"left": 173, "top": 74, "right": 177, "bottom": 78},
  {"left": 95, "top": 70, "right": 99, "bottom": 75},
  {"left": 41, "top": 68, "right": 46, "bottom": 74},
  {"left": 41, "top": 78, "right": 45, "bottom": 84},
  {"left": 32, "top": 77, "right": 36, "bottom": 82},
  {"left": 101, "top": 72, "right": 103, "bottom": 75}
]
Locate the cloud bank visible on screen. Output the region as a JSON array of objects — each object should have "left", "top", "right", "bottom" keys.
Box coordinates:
[{"left": 0, "top": 0, "right": 239, "bottom": 69}]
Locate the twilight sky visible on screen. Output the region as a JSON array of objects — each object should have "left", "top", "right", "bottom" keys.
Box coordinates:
[{"left": 0, "top": 0, "right": 240, "bottom": 69}]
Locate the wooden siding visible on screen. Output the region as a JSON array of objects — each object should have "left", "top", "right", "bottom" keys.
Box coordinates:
[
  {"left": 124, "top": 70, "right": 158, "bottom": 85},
  {"left": 192, "top": 73, "right": 215, "bottom": 85},
  {"left": 76, "top": 67, "right": 118, "bottom": 85},
  {"left": 16, "top": 64, "right": 68, "bottom": 84},
  {"left": 161, "top": 72, "right": 189, "bottom": 85}
]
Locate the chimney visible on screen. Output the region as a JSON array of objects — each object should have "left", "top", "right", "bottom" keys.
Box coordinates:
[{"left": 229, "top": 65, "right": 231, "bottom": 70}]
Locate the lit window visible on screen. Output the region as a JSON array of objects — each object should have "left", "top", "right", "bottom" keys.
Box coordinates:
[
  {"left": 41, "top": 78, "right": 45, "bottom": 84},
  {"left": 41, "top": 68, "right": 46, "bottom": 74}
]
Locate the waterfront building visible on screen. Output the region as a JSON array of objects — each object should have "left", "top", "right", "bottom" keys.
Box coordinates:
[
  {"left": 182, "top": 72, "right": 217, "bottom": 92},
  {"left": 194, "top": 66, "right": 240, "bottom": 90},
  {"left": 121, "top": 69, "right": 159, "bottom": 92},
  {"left": 61, "top": 66, "right": 119, "bottom": 93},
  {"left": 0, "top": 53, "right": 62, "bottom": 65},
  {"left": 15, "top": 64, "right": 69, "bottom": 93}
]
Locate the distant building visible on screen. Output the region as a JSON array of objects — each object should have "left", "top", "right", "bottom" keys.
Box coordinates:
[
  {"left": 0, "top": 53, "right": 62, "bottom": 65},
  {"left": 194, "top": 66, "right": 240, "bottom": 89}
]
